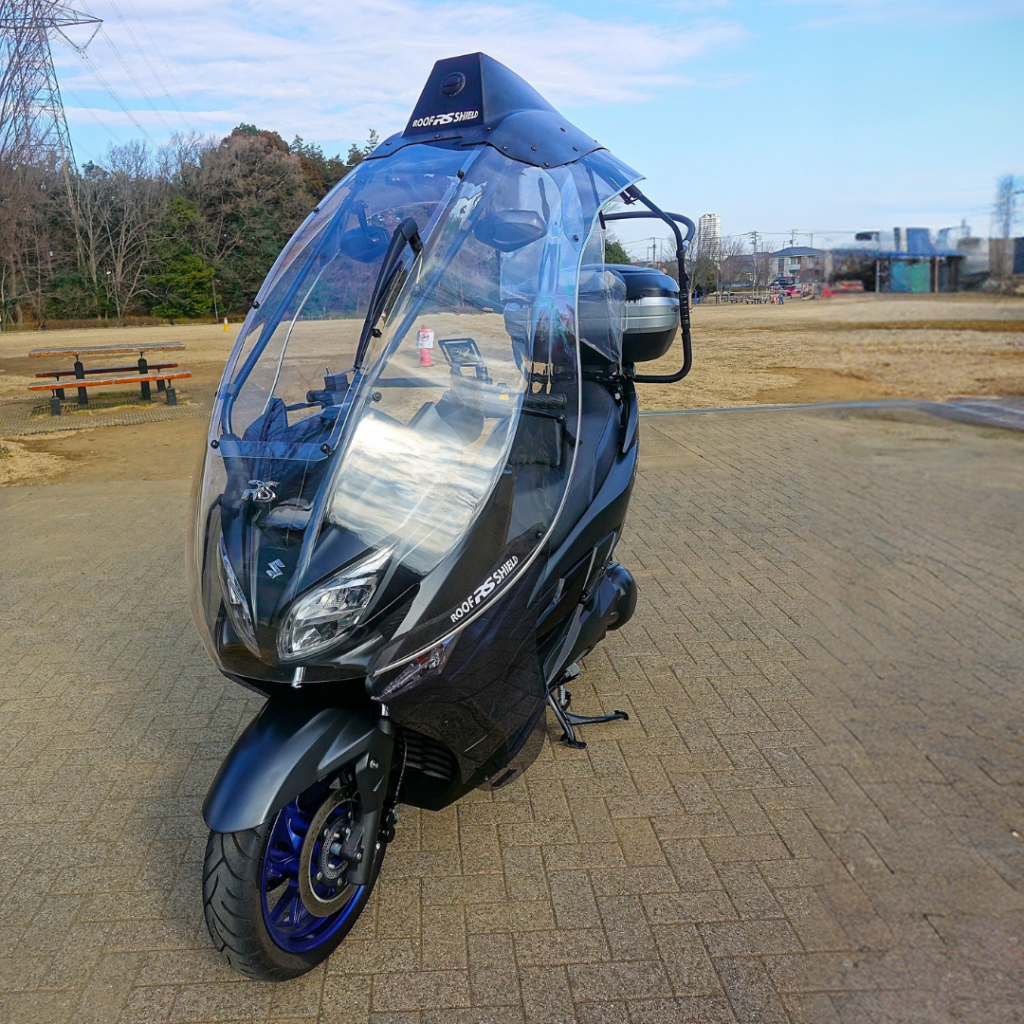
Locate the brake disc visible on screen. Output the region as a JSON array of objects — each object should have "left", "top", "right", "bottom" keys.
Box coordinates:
[{"left": 298, "top": 789, "right": 359, "bottom": 917}]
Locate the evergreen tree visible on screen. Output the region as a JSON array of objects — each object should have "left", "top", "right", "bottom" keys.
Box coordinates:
[
  {"left": 605, "top": 239, "right": 631, "bottom": 265},
  {"left": 149, "top": 197, "right": 215, "bottom": 320}
]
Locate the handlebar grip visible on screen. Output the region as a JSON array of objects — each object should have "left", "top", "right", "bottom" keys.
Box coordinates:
[{"left": 523, "top": 393, "right": 567, "bottom": 412}]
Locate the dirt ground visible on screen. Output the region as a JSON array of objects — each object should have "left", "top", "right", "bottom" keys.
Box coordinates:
[
  {"left": 639, "top": 292, "right": 1024, "bottom": 411},
  {"left": 0, "top": 419, "right": 208, "bottom": 485},
  {"left": 3, "top": 292, "right": 1024, "bottom": 486}
]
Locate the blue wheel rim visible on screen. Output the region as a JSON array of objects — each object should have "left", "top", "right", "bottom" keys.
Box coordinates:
[{"left": 261, "top": 791, "right": 365, "bottom": 954}]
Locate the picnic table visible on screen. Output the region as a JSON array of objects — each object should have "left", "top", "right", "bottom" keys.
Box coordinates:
[
  {"left": 28, "top": 342, "right": 190, "bottom": 414},
  {"left": 28, "top": 342, "right": 186, "bottom": 358}
]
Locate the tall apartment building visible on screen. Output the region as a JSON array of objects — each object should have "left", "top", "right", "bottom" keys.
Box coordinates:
[{"left": 698, "top": 213, "right": 721, "bottom": 259}]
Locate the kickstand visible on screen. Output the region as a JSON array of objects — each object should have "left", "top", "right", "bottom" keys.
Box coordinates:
[
  {"left": 547, "top": 664, "right": 629, "bottom": 749},
  {"left": 548, "top": 690, "right": 586, "bottom": 748}
]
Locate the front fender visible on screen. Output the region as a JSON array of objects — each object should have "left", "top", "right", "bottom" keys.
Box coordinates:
[{"left": 202, "top": 699, "right": 394, "bottom": 834}]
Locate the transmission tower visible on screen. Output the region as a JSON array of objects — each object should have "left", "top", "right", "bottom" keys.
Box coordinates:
[
  {"left": 0, "top": 1, "right": 101, "bottom": 169},
  {"left": 993, "top": 174, "right": 1023, "bottom": 239}
]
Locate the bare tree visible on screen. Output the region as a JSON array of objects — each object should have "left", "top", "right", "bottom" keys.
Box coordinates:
[
  {"left": 0, "top": 121, "right": 372, "bottom": 326},
  {"left": 717, "top": 236, "right": 747, "bottom": 295},
  {"left": 158, "top": 131, "right": 215, "bottom": 184},
  {"left": 751, "top": 239, "right": 778, "bottom": 291},
  {"left": 188, "top": 129, "right": 313, "bottom": 306},
  {"left": 683, "top": 232, "right": 699, "bottom": 284},
  {"left": 0, "top": 156, "right": 66, "bottom": 325},
  {"left": 100, "top": 141, "right": 162, "bottom": 321},
  {"left": 73, "top": 160, "right": 113, "bottom": 302},
  {"left": 0, "top": 160, "right": 31, "bottom": 322}
]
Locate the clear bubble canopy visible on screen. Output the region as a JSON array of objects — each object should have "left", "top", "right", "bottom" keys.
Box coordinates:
[{"left": 190, "top": 136, "right": 639, "bottom": 682}]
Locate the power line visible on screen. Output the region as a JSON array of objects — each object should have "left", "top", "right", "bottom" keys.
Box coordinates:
[
  {"left": 59, "top": 0, "right": 200, "bottom": 150},
  {"left": 0, "top": 0, "right": 157, "bottom": 154},
  {"left": 120, "top": 0, "right": 201, "bottom": 123},
  {"left": 101, "top": 0, "right": 193, "bottom": 132},
  {"left": 72, "top": 44, "right": 155, "bottom": 143},
  {"left": 108, "top": 0, "right": 187, "bottom": 125},
  {"left": 91, "top": 24, "right": 174, "bottom": 134},
  {"left": 69, "top": 0, "right": 188, "bottom": 140},
  {"left": 61, "top": 80, "right": 120, "bottom": 143}
]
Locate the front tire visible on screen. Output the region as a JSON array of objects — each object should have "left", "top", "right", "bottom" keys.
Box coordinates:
[{"left": 203, "top": 779, "right": 387, "bottom": 981}]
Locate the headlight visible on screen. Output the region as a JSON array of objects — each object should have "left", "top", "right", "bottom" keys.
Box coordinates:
[
  {"left": 219, "top": 536, "right": 259, "bottom": 656},
  {"left": 277, "top": 546, "right": 393, "bottom": 661}
]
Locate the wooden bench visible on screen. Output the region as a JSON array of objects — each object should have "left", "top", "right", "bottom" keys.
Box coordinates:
[
  {"left": 28, "top": 344, "right": 189, "bottom": 406},
  {"left": 36, "top": 361, "right": 178, "bottom": 380},
  {"left": 35, "top": 362, "right": 179, "bottom": 400},
  {"left": 29, "top": 372, "right": 192, "bottom": 415}
]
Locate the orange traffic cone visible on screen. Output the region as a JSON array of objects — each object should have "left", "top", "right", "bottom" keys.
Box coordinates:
[{"left": 417, "top": 325, "right": 434, "bottom": 367}]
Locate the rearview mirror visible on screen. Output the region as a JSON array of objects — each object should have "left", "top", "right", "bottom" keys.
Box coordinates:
[
  {"left": 474, "top": 210, "right": 547, "bottom": 252},
  {"left": 337, "top": 224, "right": 390, "bottom": 263}
]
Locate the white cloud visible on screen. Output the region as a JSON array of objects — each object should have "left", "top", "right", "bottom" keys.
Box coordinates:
[
  {"left": 54, "top": 0, "right": 745, "bottom": 151},
  {"left": 778, "top": 0, "right": 1024, "bottom": 29}
]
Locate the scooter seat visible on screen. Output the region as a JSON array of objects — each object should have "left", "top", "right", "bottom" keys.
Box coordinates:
[{"left": 505, "top": 381, "right": 617, "bottom": 546}]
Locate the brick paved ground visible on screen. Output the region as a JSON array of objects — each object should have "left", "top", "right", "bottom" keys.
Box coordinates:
[{"left": 1, "top": 407, "right": 1023, "bottom": 1024}]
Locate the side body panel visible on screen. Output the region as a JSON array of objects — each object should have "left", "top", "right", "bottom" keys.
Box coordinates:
[{"left": 378, "top": 380, "right": 641, "bottom": 806}]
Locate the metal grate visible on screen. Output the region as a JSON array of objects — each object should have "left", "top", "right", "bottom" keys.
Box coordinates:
[{"left": 401, "top": 729, "right": 458, "bottom": 782}]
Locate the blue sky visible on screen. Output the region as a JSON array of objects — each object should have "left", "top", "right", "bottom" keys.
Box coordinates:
[{"left": 56, "top": 0, "right": 1024, "bottom": 252}]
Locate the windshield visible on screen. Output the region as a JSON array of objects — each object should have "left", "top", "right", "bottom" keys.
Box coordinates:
[
  {"left": 217, "top": 144, "right": 470, "bottom": 454},
  {"left": 191, "top": 142, "right": 639, "bottom": 679}
]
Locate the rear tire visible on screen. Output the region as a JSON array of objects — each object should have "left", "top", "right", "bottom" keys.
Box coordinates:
[{"left": 203, "top": 786, "right": 386, "bottom": 981}]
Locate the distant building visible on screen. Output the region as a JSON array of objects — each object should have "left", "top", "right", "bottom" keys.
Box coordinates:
[
  {"left": 955, "top": 235, "right": 989, "bottom": 283},
  {"left": 771, "top": 246, "right": 825, "bottom": 285},
  {"left": 830, "top": 227, "right": 964, "bottom": 292},
  {"left": 989, "top": 238, "right": 1024, "bottom": 279},
  {"left": 698, "top": 213, "right": 721, "bottom": 259}
]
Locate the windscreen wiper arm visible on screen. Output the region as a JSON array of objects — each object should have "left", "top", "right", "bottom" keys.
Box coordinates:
[{"left": 354, "top": 218, "right": 423, "bottom": 371}]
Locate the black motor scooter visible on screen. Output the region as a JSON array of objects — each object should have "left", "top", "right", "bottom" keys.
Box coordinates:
[{"left": 190, "top": 52, "right": 695, "bottom": 980}]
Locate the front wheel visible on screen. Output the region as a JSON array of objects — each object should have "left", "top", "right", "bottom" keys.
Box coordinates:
[{"left": 202, "top": 774, "right": 388, "bottom": 981}]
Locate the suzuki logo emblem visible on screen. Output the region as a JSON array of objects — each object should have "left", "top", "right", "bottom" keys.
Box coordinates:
[
  {"left": 266, "top": 559, "right": 285, "bottom": 579},
  {"left": 242, "top": 479, "right": 278, "bottom": 502}
]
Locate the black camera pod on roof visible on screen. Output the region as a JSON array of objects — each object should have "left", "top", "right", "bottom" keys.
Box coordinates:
[{"left": 367, "top": 52, "right": 605, "bottom": 169}]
